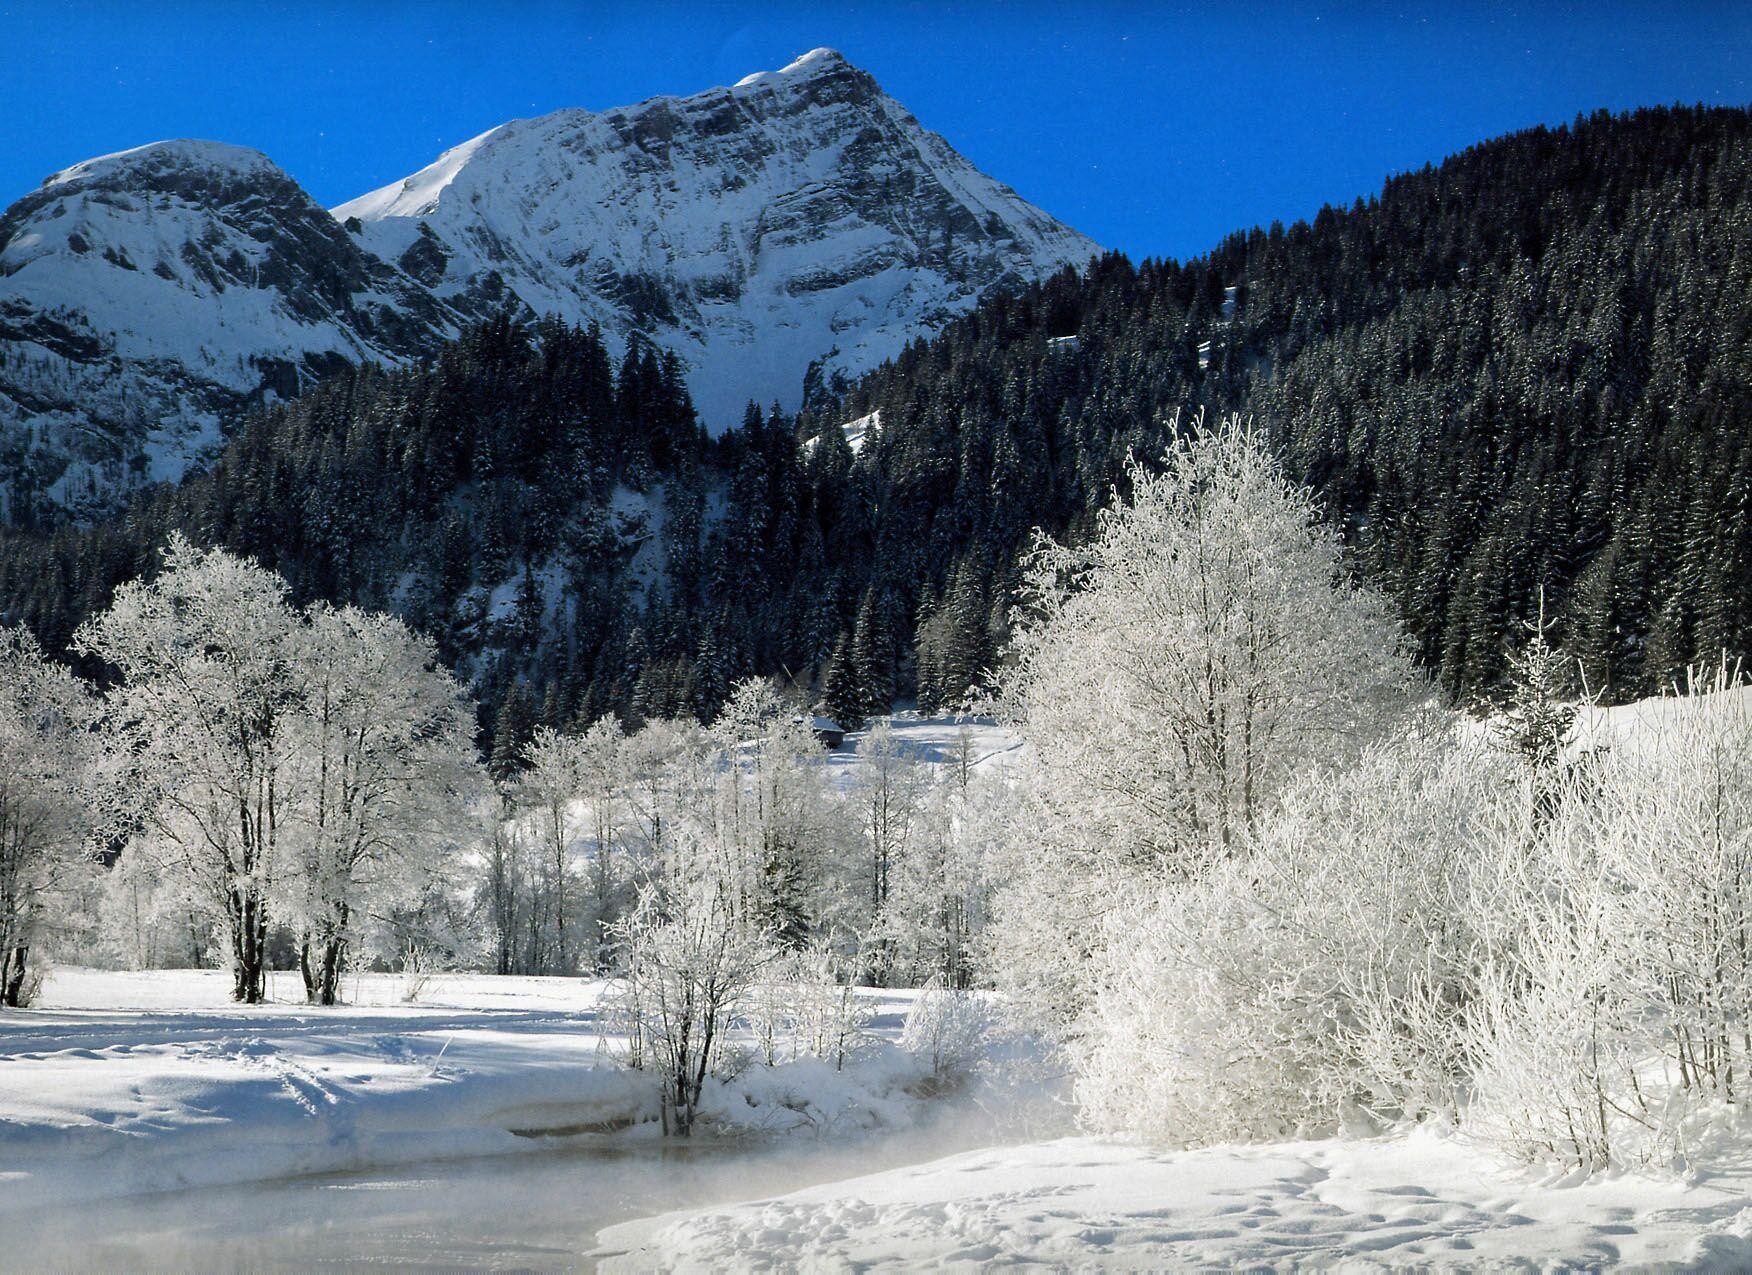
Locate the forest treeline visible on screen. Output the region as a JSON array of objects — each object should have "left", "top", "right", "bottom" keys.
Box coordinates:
[{"left": 0, "top": 103, "right": 1746, "bottom": 748}]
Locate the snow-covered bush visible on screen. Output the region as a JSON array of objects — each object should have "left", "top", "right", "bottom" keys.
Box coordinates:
[
  {"left": 974, "top": 407, "right": 1752, "bottom": 1172},
  {"left": 1065, "top": 659, "right": 1752, "bottom": 1168},
  {"left": 1463, "top": 666, "right": 1752, "bottom": 1169},
  {"left": 902, "top": 976, "right": 1000, "bottom": 1092},
  {"left": 747, "top": 945, "right": 873, "bottom": 1071},
  {"left": 990, "top": 414, "right": 1419, "bottom": 1032},
  {"left": 1072, "top": 725, "right": 1507, "bottom": 1144}
]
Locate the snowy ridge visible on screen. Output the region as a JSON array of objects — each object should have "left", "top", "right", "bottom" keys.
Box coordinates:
[{"left": 40, "top": 139, "right": 283, "bottom": 190}]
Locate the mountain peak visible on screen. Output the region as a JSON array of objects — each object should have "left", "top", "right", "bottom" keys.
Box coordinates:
[
  {"left": 1, "top": 54, "right": 1095, "bottom": 521},
  {"left": 43, "top": 139, "right": 281, "bottom": 190},
  {"left": 734, "top": 47, "right": 855, "bottom": 88}
]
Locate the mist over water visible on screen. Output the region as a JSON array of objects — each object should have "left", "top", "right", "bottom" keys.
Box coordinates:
[{"left": 5, "top": 1107, "right": 1050, "bottom": 1272}]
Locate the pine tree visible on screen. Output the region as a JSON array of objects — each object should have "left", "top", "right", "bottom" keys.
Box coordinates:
[
  {"left": 489, "top": 684, "right": 537, "bottom": 784},
  {"left": 1492, "top": 589, "right": 1583, "bottom": 774},
  {"left": 820, "top": 631, "right": 864, "bottom": 729},
  {"left": 849, "top": 586, "right": 894, "bottom": 717}
]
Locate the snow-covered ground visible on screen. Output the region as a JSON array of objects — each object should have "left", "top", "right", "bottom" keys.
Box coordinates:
[
  {"left": 1575, "top": 681, "right": 1752, "bottom": 755},
  {"left": 598, "top": 1128, "right": 1752, "bottom": 1269},
  {"left": 589, "top": 691, "right": 1752, "bottom": 1271},
  {"left": 0, "top": 968, "right": 930, "bottom": 1219},
  {"left": 13, "top": 703, "right": 1752, "bottom": 1267},
  {"left": 822, "top": 710, "right": 1025, "bottom": 791}
]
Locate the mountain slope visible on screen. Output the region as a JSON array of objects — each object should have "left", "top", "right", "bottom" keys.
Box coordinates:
[
  {"left": 0, "top": 141, "right": 461, "bottom": 523},
  {"left": 0, "top": 52, "right": 1096, "bottom": 525},
  {"left": 334, "top": 48, "right": 1099, "bottom": 430}
]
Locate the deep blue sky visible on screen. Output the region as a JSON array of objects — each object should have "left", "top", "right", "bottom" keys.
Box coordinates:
[{"left": 4, "top": 2, "right": 1746, "bottom": 261}]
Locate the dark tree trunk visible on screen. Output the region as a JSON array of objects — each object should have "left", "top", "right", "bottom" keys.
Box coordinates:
[
  {"left": 301, "top": 902, "right": 349, "bottom": 1006},
  {"left": 230, "top": 888, "right": 268, "bottom": 1003},
  {"left": 1, "top": 944, "right": 28, "bottom": 1007}
]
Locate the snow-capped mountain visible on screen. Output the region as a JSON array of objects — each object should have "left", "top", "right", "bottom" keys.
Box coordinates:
[
  {"left": 0, "top": 141, "right": 460, "bottom": 522},
  {"left": 336, "top": 48, "right": 1098, "bottom": 429},
  {"left": 0, "top": 50, "right": 1096, "bottom": 522}
]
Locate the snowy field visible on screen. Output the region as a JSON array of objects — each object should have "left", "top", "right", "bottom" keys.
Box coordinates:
[
  {"left": 597, "top": 1130, "right": 1752, "bottom": 1269},
  {"left": 10, "top": 704, "right": 1752, "bottom": 1268},
  {"left": 12, "top": 967, "right": 1752, "bottom": 1269},
  {"left": 0, "top": 968, "right": 929, "bottom": 1221},
  {"left": 822, "top": 710, "right": 1025, "bottom": 788}
]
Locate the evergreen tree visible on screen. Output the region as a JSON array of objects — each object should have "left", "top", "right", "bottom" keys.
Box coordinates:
[{"left": 489, "top": 684, "right": 537, "bottom": 783}]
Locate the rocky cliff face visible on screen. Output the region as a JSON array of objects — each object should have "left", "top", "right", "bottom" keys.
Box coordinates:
[{"left": 0, "top": 51, "right": 1097, "bottom": 523}]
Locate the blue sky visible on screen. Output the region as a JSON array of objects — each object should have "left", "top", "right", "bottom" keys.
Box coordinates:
[{"left": 3, "top": 2, "right": 1746, "bottom": 260}]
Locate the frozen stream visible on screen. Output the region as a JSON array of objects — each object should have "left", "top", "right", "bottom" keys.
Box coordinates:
[{"left": 5, "top": 1124, "right": 1005, "bottom": 1271}]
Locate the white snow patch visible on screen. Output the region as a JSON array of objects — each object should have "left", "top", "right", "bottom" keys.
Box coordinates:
[
  {"left": 822, "top": 712, "right": 1025, "bottom": 792},
  {"left": 840, "top": 408, "right": 880, "bottom": 454},
  {"left": 598, "top": 1126, "right": 1752, "bottom": 1269},
  {"left": 0, "top": 969, "right": 933, "bottom": 1217}
]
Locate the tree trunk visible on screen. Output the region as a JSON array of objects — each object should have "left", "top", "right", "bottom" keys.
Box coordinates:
[
  {"left": 230, "top": 888, "right": 268, "bottom": 1003},
  {"left": 302, "top": 902, "right": 349, "bottom": 1005},
  {"left": 1, "top": 944, "right": 28, "bottom": 1007},
  {"left": 313, "top": 937, "right": 345, "bottom": 1006},
  {"left": 300, "top": 939, "right": 317, "bottom": 1003}
]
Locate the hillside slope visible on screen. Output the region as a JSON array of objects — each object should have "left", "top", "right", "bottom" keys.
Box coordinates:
[{"left": 0, "top": 106, "right": 1742, "bottom": 742}]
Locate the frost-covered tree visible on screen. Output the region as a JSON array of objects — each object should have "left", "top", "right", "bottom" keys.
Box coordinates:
[
  {"left": 853, "top": 720, "right": 926, "bottom": 983},
  {"left": 708, "top": 679, "right": 823, "bottom": 944},
  {"left": 517, "top": 725, "right": 589, "bottom": 974},
  {"left": 284, "top": 604, "right": 483, "bottom": 1005},
  {"left": 1492, "top": 588, "right": 1582, "bottom": 774},
  {"left": 1004, "top": 412, "right": 1416, "bottom": 868},
  {"left": 478, "top": 814, "right": 530, "bottom": 975},
  {"left": 76, "top": 536, "right": 305, "bottom": 1003},
  {"left": 611, "top": 881, "right": 776, "bottom": 1136},
  {"left": 901, "top": 976, "right": 1001, "bottom": 1091},
  {"left": 0, "top": 626, "right": 97, "bottom": 1006},
  {"left": 991, "top": 414, "right": 1419, "bottom": 1026},
  {"left": 577, "top": 715, "right": 628, "bottom": 971},
  {"left": 885, "top": 771, "right": 999, "bottom": 989},
  {"left": 619, "top": 717, "right": 712, "bottom": 882},
  {"left": 80, "top": 538, "right": 486, "bottom": 1002}
]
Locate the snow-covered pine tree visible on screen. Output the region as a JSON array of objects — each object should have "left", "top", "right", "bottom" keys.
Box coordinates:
[{"left": 1492, "top": 587, "right": 1582, "bottom": 774}]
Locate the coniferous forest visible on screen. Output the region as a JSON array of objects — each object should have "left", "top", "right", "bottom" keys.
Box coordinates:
[{"left": 0, "top": 104, "right": 1746, "bottom": 755}]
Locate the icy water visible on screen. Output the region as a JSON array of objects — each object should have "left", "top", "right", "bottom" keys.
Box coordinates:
[{"left": 6, "top": 1128, "right": 990, "bottom": 1272}]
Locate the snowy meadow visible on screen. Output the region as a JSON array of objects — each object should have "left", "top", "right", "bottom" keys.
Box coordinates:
[{"left": 6, "top": 415, "right": 1752, "bottom": 1267}]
